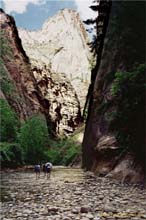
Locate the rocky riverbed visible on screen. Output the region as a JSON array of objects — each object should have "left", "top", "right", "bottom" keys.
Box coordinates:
[{"left": 1, "top": 167, "right": 146, "bottom": 220}]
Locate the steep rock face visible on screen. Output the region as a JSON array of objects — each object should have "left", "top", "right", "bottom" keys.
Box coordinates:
[
  {"left": 0, "top": 9, "right": 41, "bottom": 120},
  {"left": 31, "top": 61, "right": 81, "bottom": 135},
  {"left": 18, "top": 9, "right": 92, "bottom": 111},
  {"left": 0, "top": 9, "right": 81, "bottom": 135},
  {"left": 82, "top": 2, "right": 145, "bottom": 183}
]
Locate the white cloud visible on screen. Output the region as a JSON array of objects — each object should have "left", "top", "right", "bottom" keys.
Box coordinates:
[
  {"left": 2, "top": 0, "right": 98, "bottom": 18},
  {"left": 75, "top": 0, "right": 98, "bottom": 39},
  {"left": 2, "top": 0, "right": 45, "bottom": 14},
  {"left": 74, "top": 0, "right": 97, "bottom": 21}
]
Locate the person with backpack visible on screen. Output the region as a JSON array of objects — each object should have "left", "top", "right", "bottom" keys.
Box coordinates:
[
  {"left": 45, "top": 162, "right": 53, "bottom": 179},
  {"left": 34, "top": 164, "right": 41, "bottom": 179}
]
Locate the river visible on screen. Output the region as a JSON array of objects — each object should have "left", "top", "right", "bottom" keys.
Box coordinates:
[{"left": 1, "top": 167, "right": 146, "bottom": 220}]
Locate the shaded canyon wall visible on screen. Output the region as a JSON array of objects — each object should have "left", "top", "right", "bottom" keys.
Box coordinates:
[{"left": 82, "top": 1, "right": 145, "bottom": 183}]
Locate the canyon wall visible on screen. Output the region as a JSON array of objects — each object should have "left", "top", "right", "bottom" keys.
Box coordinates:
[
  {"left": 82, "top": 1, "right": 145, "bottom": 183},
  {"left": 0, "top": 9, "right": 82, "bottom": 135},
  {"left": 18, "top": 9, "right": 92, "bottom": 112}
]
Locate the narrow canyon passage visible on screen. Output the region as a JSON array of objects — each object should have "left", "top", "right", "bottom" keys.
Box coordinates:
[{"left": 1, "top": 168, "right": 146, "bottom": 220}]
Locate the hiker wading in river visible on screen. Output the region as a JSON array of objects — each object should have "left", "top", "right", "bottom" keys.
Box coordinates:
[
  {"left": 44, "top": 162, "right": 53, "bottom": 179},
  {"left": 34, "top": 164, "right": 41, "bottom": 180}
]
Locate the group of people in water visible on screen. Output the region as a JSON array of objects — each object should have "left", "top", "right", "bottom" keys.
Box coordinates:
[{"left": 34, "top": 162, "right": 53, "bottom": 179}]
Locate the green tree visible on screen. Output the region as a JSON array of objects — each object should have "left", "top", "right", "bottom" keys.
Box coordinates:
[
  {"left": 0, "top": 142, "right": 23, "bottom": 168},
  {"left": 110, "top": 64, "right": 145, "bottom": 163},
  {"left": 18, "top": 114, "right": 48, "bottom": 164},
  {"left": 0, "top": 99, "right": 19, "bottom": 142}
]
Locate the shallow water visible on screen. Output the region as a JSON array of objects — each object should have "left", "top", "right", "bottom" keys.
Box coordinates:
[
  {"left": 1, "top": 167, "right": 146, "bottom": 220},
  {"left": 1, "top": 167, "right": 85, "bottom": 202}
]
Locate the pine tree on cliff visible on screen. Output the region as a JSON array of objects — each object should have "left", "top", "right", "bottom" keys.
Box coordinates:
[
  {"left": 83, "top": 0, "right": 112, "bottom": 120},
  {"left": 83, "top": 0, "right": 98, "bottom": 54}
]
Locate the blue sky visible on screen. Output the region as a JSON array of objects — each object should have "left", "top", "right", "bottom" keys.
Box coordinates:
[
  {"left": 1, "top": 1, "right": 76, "bottom": 30},
  {"left": 1, "top": 0, "right": 97, "bottom": 30}
]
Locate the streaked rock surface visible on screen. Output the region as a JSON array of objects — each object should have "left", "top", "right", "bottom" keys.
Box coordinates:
[
  {"left": 0, "top": 9, "right": 81, "bottom": 135},
  {"left": 18, "top": 9, "right": 92, "bottom": 111}
]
